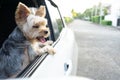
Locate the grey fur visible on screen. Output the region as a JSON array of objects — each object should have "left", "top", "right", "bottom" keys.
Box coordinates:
[{"left": 0, "top": 27, "right": 36, "bottom": 78}]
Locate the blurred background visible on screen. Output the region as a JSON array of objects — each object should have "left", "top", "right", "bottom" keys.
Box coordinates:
[
  {"left": 54, "top": 0, "right": 120, "bottom": 27},
  {"left": 53, "top": 0, "right": 120, "bottom": 80}
]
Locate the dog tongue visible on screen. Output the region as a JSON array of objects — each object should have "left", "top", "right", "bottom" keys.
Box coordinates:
[{"left": 39, "top": 37, "right": 46, "bottom": 43}]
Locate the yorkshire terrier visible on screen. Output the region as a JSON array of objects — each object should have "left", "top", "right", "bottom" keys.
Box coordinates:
[{"left": 0, "top": 2, "right": 55, "bottom": 78}]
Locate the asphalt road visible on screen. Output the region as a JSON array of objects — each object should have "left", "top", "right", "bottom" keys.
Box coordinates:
[{"left": 68, "top": 19, "right": 120, "bottom": 80}]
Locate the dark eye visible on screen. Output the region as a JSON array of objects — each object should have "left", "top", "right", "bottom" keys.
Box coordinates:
[{"left": 33, "top": 26, "right": 39, "bottom": 28}]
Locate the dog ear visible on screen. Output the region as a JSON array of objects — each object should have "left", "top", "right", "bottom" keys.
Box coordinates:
[
  {"left": 35, "top": 5, "right": 46, "bottom": 17},
  {"left": 15, "top": 2, "right": 31, "bottom": 26}
]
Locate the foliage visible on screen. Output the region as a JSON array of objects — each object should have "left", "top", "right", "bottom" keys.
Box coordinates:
[
  {"left": 64, "top": 17, "right": 73, "bottom": 24},
  {"left": 84, "top": 8, "right": 92, "bottom": 17},
  {"left": 74, "top": 2, "right": 110, "bottom": 21},
  {"left": 71, "top": 9, "right": 78, "bottom": 18},
  {"left": 91, "top": 16, "right": 104, "bottom": 24},
  {"left": 69, "top": 2, "right": 112, "bottom": 26},
  {"left": 91, "top": 16, "right": 100, "bottom": 23},
  {"left": 103, "top": 7, "right": 108, "bottom": 15},
  {"left": 56, "top": 19, "right": 63, "bottom": 32},
  {"left": 77, "top": 13, "right": 84, "bottom": 19},
  {"left": 101, "top": 20, "right": 112, "bottom": 26}
]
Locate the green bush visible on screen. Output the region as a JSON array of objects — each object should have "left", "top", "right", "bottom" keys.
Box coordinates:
[
  {"left": 91, "top": 16, "right": 100, "bottom": 23},
  {"left": 64, "top": 17, "right": 73, "bottom": 24},
  {"left": 77, "top": 13, "right": 84, "bottom": 19},
  {"left": 95, "top": 16, "right": 100, "bottom": 23},
  {"left": 91, "top": 16, "right": 104, "bottom": 24},
  {"left": 101, "top": 20, "right": 112, "bottom": 26}
]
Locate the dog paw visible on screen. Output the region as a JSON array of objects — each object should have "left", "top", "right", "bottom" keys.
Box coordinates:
[
  {"left": 47, "top": 46, "right": 56, "bottom": 55},
  {"left": 46, "top": 40, "right": 53, "bottom": 45}
]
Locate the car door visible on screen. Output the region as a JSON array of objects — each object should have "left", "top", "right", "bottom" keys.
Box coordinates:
[
  {"left": 16, "top": 0, "right": 78, "bottom": 78},
  {"left": 30, "top": 0, "right": 78, "bottom": 78}
]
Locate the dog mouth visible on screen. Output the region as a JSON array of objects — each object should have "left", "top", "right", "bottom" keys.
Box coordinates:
[{"left": 36, "top": 36, "right": 46, "bottom": 43}]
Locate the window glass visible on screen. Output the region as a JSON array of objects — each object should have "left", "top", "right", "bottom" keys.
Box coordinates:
[{"left": 46, "top": 1, "right": 64, "bottom": 40}]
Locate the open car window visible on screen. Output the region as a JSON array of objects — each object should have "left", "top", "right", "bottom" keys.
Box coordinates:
[
  {"left": 0, "top": 0, "right": 65, "bottom": 78},
  {"left": 45, "top": 0, "right": 64, "bottom": 40},
  {"left": 16, "top": 0, "right": 65, "bottom": 78}
]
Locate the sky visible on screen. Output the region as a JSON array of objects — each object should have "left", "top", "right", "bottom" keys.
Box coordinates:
[{"left": 53, "top": 0, "right": 119, "bottom": 16}]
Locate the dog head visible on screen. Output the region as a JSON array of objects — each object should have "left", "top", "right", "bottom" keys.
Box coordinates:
[{"left": 15, "top": 2, "right": 49, "bottom": 43}]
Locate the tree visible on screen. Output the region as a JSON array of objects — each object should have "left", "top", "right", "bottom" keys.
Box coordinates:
[{"left": 71, "top": 9, "right": 77, "bottom": 18}]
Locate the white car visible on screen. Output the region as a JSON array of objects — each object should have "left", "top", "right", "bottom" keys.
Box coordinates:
[{"left": 0, "top": 0, "right": 79, "bottom": 79}]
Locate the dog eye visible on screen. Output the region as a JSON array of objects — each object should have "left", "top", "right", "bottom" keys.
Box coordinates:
[{"left": 33, "top": 26, "right": 39, "bottom": 28}]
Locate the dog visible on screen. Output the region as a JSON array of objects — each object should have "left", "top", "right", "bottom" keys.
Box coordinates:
[{"left": 0, "top": 2, "right": 55, "bottom": 78}]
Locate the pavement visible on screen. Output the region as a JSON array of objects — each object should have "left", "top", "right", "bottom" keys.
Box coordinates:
[{"left": 68, "top": 19, "right": 120, "bottom": 80}]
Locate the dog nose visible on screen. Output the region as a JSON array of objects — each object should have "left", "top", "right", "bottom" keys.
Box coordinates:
[{"left": 44, "top": 31, "right": 48, "bottom": 34}]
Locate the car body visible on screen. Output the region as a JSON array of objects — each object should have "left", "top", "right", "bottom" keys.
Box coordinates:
[
  {"left": 31, "top": 0, "right": 78, "bottom": 77},
  {"left": 0, "top": 0, "right": 78, "bottom": 79}
]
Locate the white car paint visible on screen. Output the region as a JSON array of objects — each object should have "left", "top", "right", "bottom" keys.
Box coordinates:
[{"left": 30, "top": 27, "right": 78, "bottom": 78}]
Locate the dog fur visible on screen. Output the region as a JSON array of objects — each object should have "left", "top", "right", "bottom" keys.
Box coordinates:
[{"left": 0, "top": 2, "right": 55, "bottom": 78}]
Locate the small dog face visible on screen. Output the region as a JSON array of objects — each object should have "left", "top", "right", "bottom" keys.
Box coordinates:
[{"left": 15, "top": 2, "right": 50, "bottom": 42}]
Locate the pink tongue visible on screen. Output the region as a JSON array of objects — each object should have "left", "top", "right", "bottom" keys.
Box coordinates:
[{"left": 40, "top": 38, "right": 46, "bottom": 43}]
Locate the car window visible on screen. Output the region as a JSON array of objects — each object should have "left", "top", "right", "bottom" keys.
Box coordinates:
[{"left": 46, "top": 0, "right": 64, "bottom": 40}]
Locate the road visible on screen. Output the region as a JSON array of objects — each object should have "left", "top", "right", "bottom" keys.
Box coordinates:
[{"left": 68, "top": 19, "right": 120, "bottom": 80}]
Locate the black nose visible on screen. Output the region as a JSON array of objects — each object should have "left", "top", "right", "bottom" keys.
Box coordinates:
[{"left": 44, "top": 31, "right": 48, "bottom": 34}]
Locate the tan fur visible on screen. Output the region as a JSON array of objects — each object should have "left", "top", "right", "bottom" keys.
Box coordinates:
[
  {"left": 15, "top": 2, "right": 55, "bottom": 56},
  {"left": 15, "top": 2, "right": 48, "bottom": 40},
  {"left": 35, "top": 6, "right": 46, "bottom": 17},
  {"left": 15, "top": 2, "right": 31, "bottom": 27},
  {"left": 34, "top": 21, "right": 50, "bottom": 38}
]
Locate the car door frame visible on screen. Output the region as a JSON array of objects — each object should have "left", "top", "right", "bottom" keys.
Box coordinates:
[{"left": 16, "top": 0, "right": 78, "bottom": 78}]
